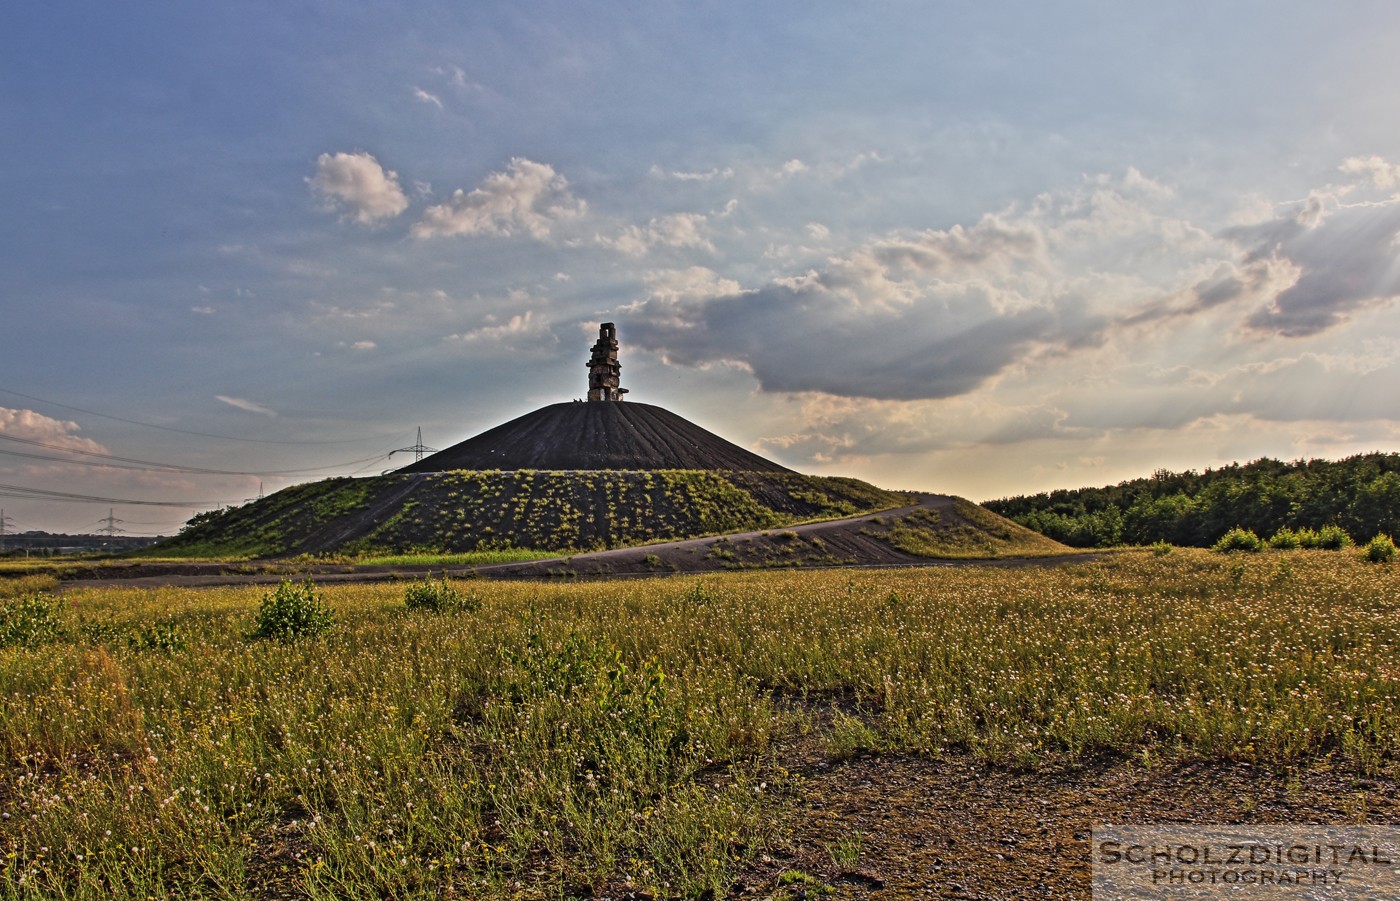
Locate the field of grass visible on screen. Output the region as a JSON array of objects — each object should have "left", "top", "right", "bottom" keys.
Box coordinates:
[{"left": 3, "top": 549, "right": 1399, "bottom": 898}]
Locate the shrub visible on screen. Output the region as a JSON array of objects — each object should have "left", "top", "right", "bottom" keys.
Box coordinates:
[
  {"left": 403, "top": 577, "right": 479, "bottom": 613},
  {"left": 1267, "top": 527, "right": 1301, "bottom": 550},
  {"left": 0, "top": 593, "right": 65, "bottom": 648},
  {"left": 1212, "top": 527, "right": 1262, "bottom": 553},
  {"left": 252, "top": 580, "right": 334, "bottom": 641},
  {"left": 1315, "top": 524, "right": 1354, "bottom": 551},
  {"left": 1365, "top": 534, "right": 1396, "bottom": 564},
  {"left": 131, "top": 620, "right": 187, "bottom": 652},
  {"left": 1150, "top": 540, "right": 1174, "bottom": 557}
]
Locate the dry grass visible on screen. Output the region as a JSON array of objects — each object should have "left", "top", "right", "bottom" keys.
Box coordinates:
[{"left": 2, "top": 549, "right": 1397, "bottom": 898}]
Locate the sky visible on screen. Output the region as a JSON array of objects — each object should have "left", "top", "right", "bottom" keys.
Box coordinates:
[{"left": 5, "top": 1, "right": 1400, "bottom": 535}]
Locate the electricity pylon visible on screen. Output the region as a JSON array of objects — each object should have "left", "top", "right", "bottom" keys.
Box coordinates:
[
  {"left": 97, "top": 508, "right": 124, "bottom": 537},
  {"left": 389, "top": 428, "right": 437, "bottom": 464}
]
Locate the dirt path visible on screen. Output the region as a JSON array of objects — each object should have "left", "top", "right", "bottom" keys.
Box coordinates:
[{"left": 735, "top": 750, "right": 1400, "bottom": 899}]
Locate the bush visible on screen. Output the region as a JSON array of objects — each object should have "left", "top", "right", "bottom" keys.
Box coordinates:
[
  {"left": 1365, "top": 534, "right": 1396, "bottom": 564},
  {"left": 1267, "top": 527, "right": 1301, "bottom": 550},
  {"left": 1315, "top": 524, "right": 1354, "bottom": 551},
  {"left": 252, "top": 580, "right": 334, "bottom": 641},
  {"left": 0, "top": 593, "right": 65, "bottom": 648},
  {"left": 1213, "top": 527, "right": 1262, "bottom": 553},
  {"left": 1150, "top": 540, "right": 1174, "bottom": 557},
  {"left": 403, "top": 577, "right": 479, "bottom": 613}
]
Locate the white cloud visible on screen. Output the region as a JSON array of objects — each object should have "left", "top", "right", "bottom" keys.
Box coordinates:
[
  {"left": 444, "top": 309, "right": 558, "bottom": 356},
  {"left": 191, "top": 306, "right": 216, "bottom": 315},
  {"left": 0, "top": 407, "right": 107, "bottom": 455},
  {"left": 601, "top": 212, "right": 714, "bottom": 256},
  {"left": 412, "top": 158, "right": 585, "bottom": 240},
  {"left": 650, "top": 164, "right": 735, "bottom": 182},
  {"left": 413, "top": 87, "right": 444, "bottom": 109},
  {"left": 215, "top": 395, "right": 278, "bottom": 417},
  {"left": 1340, "top": 155, "right": 1400, "bottom": 191},
  {"left": 351, "top": 341, "right": 377, "bottom": 351},
  {"left": 308, "top": 151, "right": 409, "bottom": 225}
]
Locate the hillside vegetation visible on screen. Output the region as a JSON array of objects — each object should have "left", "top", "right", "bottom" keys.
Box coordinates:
[
  {"left": 157, "top": 470, "right": 906, "bottom": 559},
  {"left": 984, "top": 452, "right": 1400, "bottom": 548}
]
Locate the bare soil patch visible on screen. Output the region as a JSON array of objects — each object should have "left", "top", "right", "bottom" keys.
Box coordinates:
[{"left": 737, "top": 752, "right": 1400, "bottom": 899}]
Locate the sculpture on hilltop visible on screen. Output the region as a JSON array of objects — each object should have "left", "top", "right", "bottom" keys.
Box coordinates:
[{"left": 586, "top": 322, "right": 629, "bottom": 402}]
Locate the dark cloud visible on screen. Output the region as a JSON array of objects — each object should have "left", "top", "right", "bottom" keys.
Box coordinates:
[
  {"left": 629, "top": 276, "right": 1107, "bottom": 402},
  {"left": 1227, "top": 198, "right": 1400, "bottom": 337}
]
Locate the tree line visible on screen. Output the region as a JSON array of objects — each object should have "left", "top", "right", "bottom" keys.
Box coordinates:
[{"left": 981, "top": 453, "right": 1400, "bottom": 548}]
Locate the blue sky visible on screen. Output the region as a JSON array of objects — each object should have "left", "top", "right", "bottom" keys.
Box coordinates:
[{"left": 5, "top": 1, "right": 1400, "bottom": 534}]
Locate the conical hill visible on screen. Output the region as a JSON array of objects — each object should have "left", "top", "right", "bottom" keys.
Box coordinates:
[{"left": 399, "top": 401, "right": 791, "bottom": 473}]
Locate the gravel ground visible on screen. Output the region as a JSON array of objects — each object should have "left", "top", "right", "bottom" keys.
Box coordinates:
[{"left": 734, "top": 749, "right": 1400, "bottom": 900}]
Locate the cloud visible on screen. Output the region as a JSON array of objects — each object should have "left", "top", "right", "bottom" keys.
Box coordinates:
[
  {"left": 444, "top": 309, "right": 558, "bottom": 356},
  {"left": 1228, "top": 191, "right": 1400, "bottom": 336},
  {"left": 627, "top": 180, "right": 1175, "bottom": 400},
  {"left": 308, "top": 151, "right": 409, "bottom": 225},
  {"left": 650, "top": 165, "right": 734, "bottom": 182},
  {"left": 624, "top": 164, "right": 1400, "bottom": 406},
  {"left": 1339, "top": 155, "right": 1400, "bottom": 191},
  {"left": 191, "top": 305, "right": 216, "bottom": 315},
  {"left": 413, "top": 87, "right": 444, "bottom": 109},
  {"left": 216, "top": 396, "right": 278, "bottom": 417},
  {"left": 0, "top": 407, "right": 107, "bottom": 455},
  {"left": 601, "top": 213, "right": 714, "bottom": 256},
  {"left": 412, "top": 158, "right": 585, "bottom": 240}
]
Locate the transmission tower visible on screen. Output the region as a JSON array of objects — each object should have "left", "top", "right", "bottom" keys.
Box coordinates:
[
  {"left": 0, "top": 508, "right": 12, "bottom": 553},
  {"left": 97, "top": 508, "right": 125, "bottom": 537},
  {"left": 389, "top": 427, "right": 438, "bottom": 464}
]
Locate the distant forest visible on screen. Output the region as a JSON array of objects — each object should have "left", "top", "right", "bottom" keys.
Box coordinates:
[{"left": 982, "top": 453, "right": 1400, "bottom": 548}]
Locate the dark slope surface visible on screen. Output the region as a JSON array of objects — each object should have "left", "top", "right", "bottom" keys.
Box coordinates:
[{"left": 399, "top": 401, "right": 792, "bottom": 473}]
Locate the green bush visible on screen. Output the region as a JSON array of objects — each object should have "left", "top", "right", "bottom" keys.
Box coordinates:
[
  {"left": 252, "top": 580, "right": 334, "bottom": 641},
  {"left": 1365, "top": 533, "right": 1396, "bottom": 564},
  {"left": 131, "top": 620, "right": 187, "bottom": 652},
  {"left": 1315, "top": 524, "right": 1354, "bottom": 551},
  {"left": 0, "top": 593, "right": 65, "bottom": 648},
  {"left": 1212, "top": 527, "right": 1262, "bottom": 553},
  {"left": 403, "top": 577, "right": 479, "bottom": 613},
  {"left": 1150, "top": 540, "right": 1174, "bottom": 557},
  {"left": 1267, "top": 527, "right": 1301, "bottom": 550}
]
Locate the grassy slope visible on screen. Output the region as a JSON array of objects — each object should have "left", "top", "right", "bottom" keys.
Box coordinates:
[
  {"left": 154, "top": 470, "right": 908, "bottom": 559},
  {"left": 881, "top": 497, "right": 1074, "bottom": 558}
]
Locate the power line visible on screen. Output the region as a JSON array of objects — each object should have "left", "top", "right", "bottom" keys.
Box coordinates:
[
  {"left": 0, "top": 433, "right": 394, "bottom": 476},
  {"left": 0, "top": 483, "right": 227, "bottom": 508},
  {"left": 0, "top": 386, "right": 398, "bottom": 446}
]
